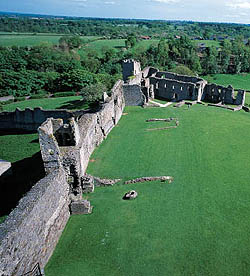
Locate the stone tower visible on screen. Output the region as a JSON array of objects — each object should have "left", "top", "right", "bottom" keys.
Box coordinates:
[{"left": 122, "top": 59, "right": 141, "bottom": 82}]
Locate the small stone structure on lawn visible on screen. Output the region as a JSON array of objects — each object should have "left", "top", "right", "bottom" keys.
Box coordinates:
[{"left": 123, "top": 190, "right": 138, "bottom": 200}]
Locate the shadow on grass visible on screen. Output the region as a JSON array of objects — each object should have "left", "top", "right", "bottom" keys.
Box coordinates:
[
  {"left": 58, "top": 100, "right": 101, "bottom": 113},
  {"left": 114, "top": 46, "right": 126, "bottom": 49},
  {"left": 0, "top": 129, "right": 36, "bottom": 136},
  {"left": 57, "top": 99, "right": 90, "bottom": 110},
  {"left": 30, "top": 138, "right": 39, "bottom": 144},
  {"left": 0, "top": 151, "right": 45, "bottom": 217}
]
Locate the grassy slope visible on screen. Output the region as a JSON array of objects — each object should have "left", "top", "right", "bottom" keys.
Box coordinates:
[
  {"left": 203, "top": 73, "right": 250, "bottom": 91},
  {"left": 46, "top": 105, "right": 250, "bottom": 276},
  {"left": 2, "top": 96, "right": 88, "bottom": 112}
]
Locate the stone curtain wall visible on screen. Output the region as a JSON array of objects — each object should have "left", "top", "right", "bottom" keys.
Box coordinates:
[
  {"left": 0, "top": 168, "right": 70, "bottom": 276},
  {"left": 0, "top": 107, "right": 78, "bottom": 131},
  {"left": 0, "top": 80, "right": 125, "bottom": 275},
  {"left": 78, "top": 80, "right": 125, "bottom": 174},
  {"left": 39, "top": 80, "right": 125, "bottom": 177}
]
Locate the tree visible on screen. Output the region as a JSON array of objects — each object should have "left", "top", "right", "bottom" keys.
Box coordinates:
[
  {"left": 59, "top": 35, "right": 83, "bottom": 51},
  {"left": 157, "top": 39, "right": 170, "bottom": 67},
  {"left": 202, "top": 46, "right": 218, "bottom": 74},
  {"left": 125, "top": 34, "right": 137, "bottom": 48},
  {"left": 220, "top": 39, "right": 232, "bottom": 73},
  {"left": 81, "top": 83, "right": 106, "bottom": 103},
  {"left": 171, "top": 65, "right": 195, "bottom": 76},
  {"left": 59, "top": 69, "right": 95, "bottom": 91}
]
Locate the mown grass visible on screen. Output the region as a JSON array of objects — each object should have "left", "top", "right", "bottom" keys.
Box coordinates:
[
  {"left": 0, "top": 130, "right": 42, "bottom": 222},
  {"left": 2, "top": 96, "right": 88, "bottom": 112},
  {"left": 46, "top": 105, "right": 250, "bottom": 276},
  {"left": 203, "top": 73, "right": 250, "bottom": 91},
  {"left": 0, "top": 131, "right": 39, "bottom": 162}
]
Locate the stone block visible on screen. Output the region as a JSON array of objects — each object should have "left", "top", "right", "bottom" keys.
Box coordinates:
[
  {"left": 0, "top": 160, "right": 12, "bottom": 177},
  {"left": 70, "top": 200, "right": 93, "bottom": 215}
]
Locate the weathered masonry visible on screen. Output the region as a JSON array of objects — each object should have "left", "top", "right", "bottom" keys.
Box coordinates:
[
  {"left": 0, "top": 80, "right": 125, "bottom": 276},
  {"left": 0, "top": 60, "right": 247, "bottom": 275},
  {"left": 122, "top": 59, "right": 246, "bottom": 106}
]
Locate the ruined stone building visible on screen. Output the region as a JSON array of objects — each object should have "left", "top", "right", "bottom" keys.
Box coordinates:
[{"left": 122, "top": 59, "right": 245, "bottom": 106}]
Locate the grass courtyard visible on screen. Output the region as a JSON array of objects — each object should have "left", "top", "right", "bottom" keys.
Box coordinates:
[
  {"left": 45, "top": 104, "right": 250, "bottom": 276},
  {"left": 2, "top": 96, "right": 87, "bottom": 112},
  {"left": 0, "top": 130, "right": 42, "bottom": 220}
]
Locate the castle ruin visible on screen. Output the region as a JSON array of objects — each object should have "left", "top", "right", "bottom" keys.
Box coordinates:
[
  {"left": 122, "top": 59, "right": 245, "bottom": 106},
  {"left": 0, "top": 59, "right": 246, "bottom": 275}
]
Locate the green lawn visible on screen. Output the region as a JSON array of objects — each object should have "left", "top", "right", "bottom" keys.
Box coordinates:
[
  {"left": 2, "top": 96, "right": 88, "bottom": 112},
  {"left": 0, "top": 132, "right": 39, "bottom": 162},
  {"left": 0, "top": 33, "right": 99, "bottom": 47},
  {"left": 203, "top": 73, "right": 250, "bottom": 91},
  {"left": 0, "top": 131, "right": 42, "bottom": 222},
  {"left": 46, "top": 105, "right": 250, "bottom": 276}
]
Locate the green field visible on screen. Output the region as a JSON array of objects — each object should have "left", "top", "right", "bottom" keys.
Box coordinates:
[
  {"left": 46, "top": 105, "right": 250, "bottom": 275},
  {"left": 2, "top": 96, "right": 88, "bottom": 112},
  {"left": 203, "top": 73, "right": 250, "bottom": 91},
  {"left": 0, "top": 33, "right": 99, "bottom": 47},
  {"left": 81, "top": 39, "right": 160, "bottom": 55}
]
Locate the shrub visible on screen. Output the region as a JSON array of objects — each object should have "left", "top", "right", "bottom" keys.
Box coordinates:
[
  {"left": 171, "top": 65, "right": 195, "bottom": 76},
  {"left": 1, "top": 99, "right": 14, "bottom": 105},
  {"left": 30, "top": 94, "right": 47, "bottom": 99},
  {"left": 53, "top": 92, "right": 76, "bottom": 97},
  {"left": 14, "top": 97, "right": 26, "bottom": 102},
  {"left": 81, "top": 84, "right": 106, "bottom": 103}
]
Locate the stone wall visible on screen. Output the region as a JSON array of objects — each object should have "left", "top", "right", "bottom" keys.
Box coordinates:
[
  {"left": 155, "top": 71, "right": 203, "bottom": 83},
  {"left": 0, "top": 80, "right": 125, "bottom": 275},
  {"left": 123, "top": 84, "right": 146, "bottom": 106},
  {"left": 0, "top": 168, "right": 70, "bottom": 276},
  {"left": 203, "top": 84, "right": 245, "bottom": 105},
  {"left": 122, "top": 59, "right": 141, "bottom": 82},
  {"left": 150, "top": 77, "right": 199, "bottom": 101},
  {"left": 0, "top": 160, "right": 11, "bottom": 177},
  {"left": 0, "top": 107, "right": 79, "bottom": 131},
  {"left": 121, "top": 60, "right": 245, "bottom": 106},
  {"left": 39, "top": 79, "right": 125, "bottom": 201}
]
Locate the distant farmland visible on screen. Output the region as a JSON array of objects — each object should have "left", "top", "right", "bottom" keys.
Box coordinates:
[{"left": 0, "top": 33, "right": 99, "bottom": 47}]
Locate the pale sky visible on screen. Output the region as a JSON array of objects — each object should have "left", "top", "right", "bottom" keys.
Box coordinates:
[{"left": 1, "top": 0, "right": 250, "bottom": 24}]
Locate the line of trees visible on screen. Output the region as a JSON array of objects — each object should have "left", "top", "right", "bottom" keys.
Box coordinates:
[
  {"left": 2, "top": 33, "right": 250, "bottom": 98},
  {"left": 1, "top": 16, "right": 250, "bottom": 39},
  {"left": 126, "top": 34, "right": 250, "bottom": 75}
]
